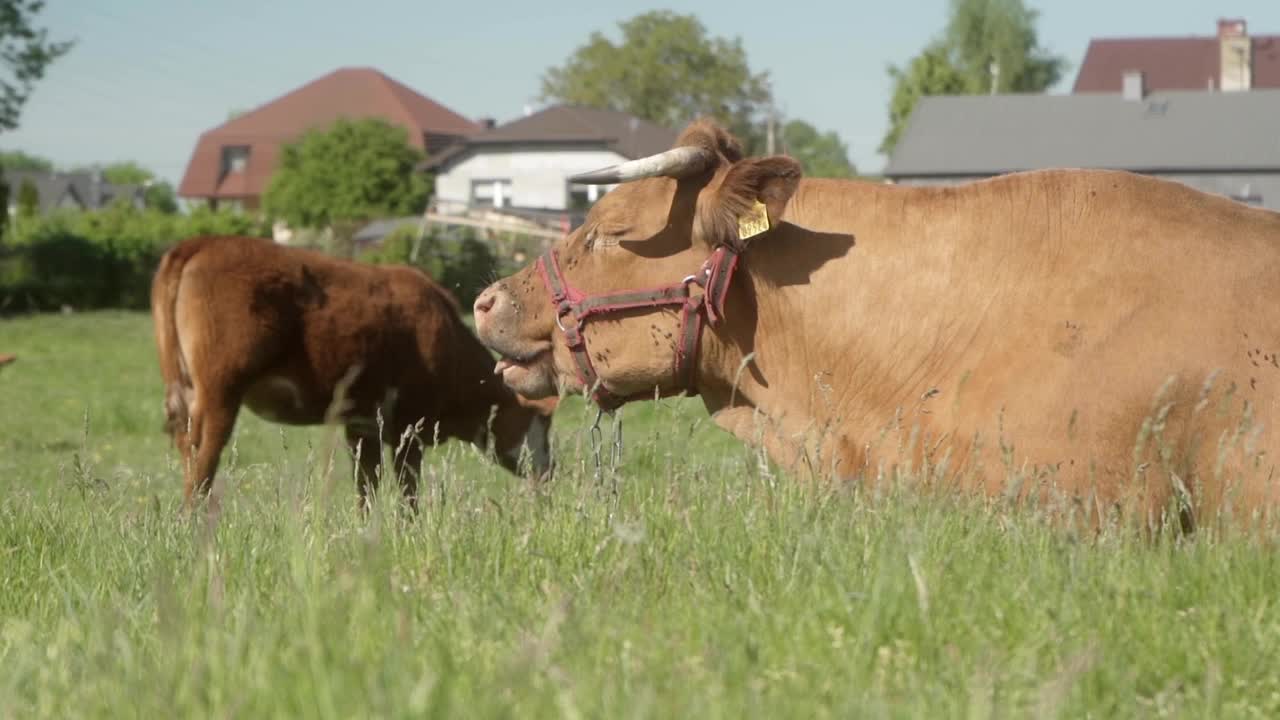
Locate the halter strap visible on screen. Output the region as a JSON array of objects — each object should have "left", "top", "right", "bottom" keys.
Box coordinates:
[{"left": 536, "top": 245, "right": 739, "bottom": 411}]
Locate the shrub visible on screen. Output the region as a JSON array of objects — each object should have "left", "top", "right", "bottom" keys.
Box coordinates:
[
  {"left": 0, "top": 205, "right": 271, "bottom": 313},
  {"left": 358, "top": 225, "right": 500, "bottom": 309}
]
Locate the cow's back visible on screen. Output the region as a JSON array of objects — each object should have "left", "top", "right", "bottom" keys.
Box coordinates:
[
  {"left": 764, "top": 170, "right": 1280, "bottom": 523},
  {"left": 168, "top": 236, "right": 474, "bottom": 430}
]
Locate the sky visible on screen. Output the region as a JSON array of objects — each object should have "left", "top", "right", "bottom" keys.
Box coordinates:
[{"left": 4, "top": 1, "right": 1280, "bottom": 186}]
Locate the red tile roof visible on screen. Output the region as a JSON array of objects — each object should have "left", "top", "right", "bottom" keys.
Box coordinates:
[
  {"left": 179, "top": 67, "right": 480, "bottom": 201},
  {"left": 1074, "top": 35, "right": 1280, "bottom": 93}
]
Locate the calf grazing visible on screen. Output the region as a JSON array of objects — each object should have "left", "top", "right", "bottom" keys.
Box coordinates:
[{"left": 151, "top": 235, "right": 557, "bottom": 512}]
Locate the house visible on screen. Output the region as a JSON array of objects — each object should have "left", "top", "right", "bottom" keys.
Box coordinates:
[
  {"left": 3, "top": 169, "right": 145, "bottom": 214},
  {"left": 883, "top": 83, "right": 1280, "bottom": 212},
  {"left": 424, "top": 105, "right": 678, "bottom": 227},
  {"left": 1074, "top": 18, "right": 1280, "bottom": 93},
  {"left": 177, "top": 67, "right": 480, "bottom": 213}
]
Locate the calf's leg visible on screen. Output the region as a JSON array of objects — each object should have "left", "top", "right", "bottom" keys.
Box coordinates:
[
  {"left": 391, "top": 435, "right": 425, "bottom": 515},
  {"left": 182, "top": 391, "right": 241, "bottom": 511},
  {"left": 346, "top": 428, "right": 383, "bottom": 513}
]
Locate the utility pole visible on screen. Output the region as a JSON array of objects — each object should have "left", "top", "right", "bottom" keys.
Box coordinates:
[{"left": 766, "top": 105, "right": 776, "bottom": 155}]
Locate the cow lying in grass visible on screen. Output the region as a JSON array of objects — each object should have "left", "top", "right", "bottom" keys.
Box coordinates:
[
  {"left": 151, "top": 235, "right": 557, "bottom": 513},
  {"left": 474, "top": 117, "right": 1280, "bottom": 532}
]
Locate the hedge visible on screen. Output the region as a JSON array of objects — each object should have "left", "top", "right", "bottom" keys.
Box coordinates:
[{"left": 0, "top": 203, "right": 514, "bottom": 314}]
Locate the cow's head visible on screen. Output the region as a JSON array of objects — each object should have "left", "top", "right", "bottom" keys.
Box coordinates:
[
  {"left": 489, "top": 392, "right": 559, "bottom": 479},
  {"left": 473, "top": 119, "right": 802, "bottom": 402}
]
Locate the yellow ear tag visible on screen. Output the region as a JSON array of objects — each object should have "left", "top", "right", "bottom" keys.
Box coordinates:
[{"left": 737, "top": 200, "right": 771, "bottom": 241}]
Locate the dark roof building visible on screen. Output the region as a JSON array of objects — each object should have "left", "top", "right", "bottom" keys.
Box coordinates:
[
  {"left": 423, "top": 105, "right": 679, "bottom": 171},
  {"left": 884, "top": 89, "right": 1280, "bottom": 211},
  {"left": 3, "top": 169, "right": 145, "bottom": 214},
  {"left": 428, "top": 105, "right": 678, "bottom": 218},
  {"left": 1074, "top": 18, "right": 1280, "bottom": 93},
  {"left": 178, "top": 67, "right": 480, "bottom": 211}
]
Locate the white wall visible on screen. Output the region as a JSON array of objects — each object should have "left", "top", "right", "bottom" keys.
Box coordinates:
[{"left": 435, "top": 147, "right": 626, "bottom": 212}]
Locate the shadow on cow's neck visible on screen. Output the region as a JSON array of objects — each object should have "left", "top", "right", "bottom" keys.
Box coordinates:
[
  {"left": 708, "top": 223, "right": 857, "bottom": 397},
  {"left": 748, "top": 223, "right": 856, "bottom": 288}
]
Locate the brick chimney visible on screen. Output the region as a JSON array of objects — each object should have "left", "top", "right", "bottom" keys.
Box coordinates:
[
  {"left": 1122, "top": 70, "right": 1145, "bottom": 100},
  {"left": 1219, "top": 18, "right": 1252, "bottom": 91}
]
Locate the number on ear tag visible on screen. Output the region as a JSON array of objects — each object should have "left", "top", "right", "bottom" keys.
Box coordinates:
[{"left": 737, "top": 200, "right": 770, "bottom": 241}]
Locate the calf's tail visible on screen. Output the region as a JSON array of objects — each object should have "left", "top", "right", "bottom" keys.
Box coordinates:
[{"left": 150, "top": 241, "right": 200, "bottom": 435}]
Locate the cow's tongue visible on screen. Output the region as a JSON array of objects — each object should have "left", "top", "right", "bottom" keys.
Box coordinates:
[{"left": 494, "top": 359, "right": 513, "bottom": 375}]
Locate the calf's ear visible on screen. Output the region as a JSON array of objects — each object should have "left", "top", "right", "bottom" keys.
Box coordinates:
[{"left": 695, "top": 156, "right": 802, "bottom": 250}]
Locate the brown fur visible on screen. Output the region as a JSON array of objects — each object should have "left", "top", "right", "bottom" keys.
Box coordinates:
[
  {"left": 475, "top": 118, "right": 1280, "bottom": 533},
  {"left": 0, "top": 354, "right": 15, "bottom": 369},
  {"left": 151, "top": 235, "right": 557, "bottom": 513}
]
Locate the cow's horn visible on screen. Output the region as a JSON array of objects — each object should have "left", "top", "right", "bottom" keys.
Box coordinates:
[{"left": 568, "top": 146, "right": 714, "bottom": 185}]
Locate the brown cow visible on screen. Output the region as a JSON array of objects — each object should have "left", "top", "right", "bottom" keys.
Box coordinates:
[
  {"left": 473, "top": 118, "right": 1280, "bottom": 530},
  {"left": 152, "top": 235, "right": 557, "bottom": 513},
  {"left": 0, "top": 354, "right": 15, "bottom": 370}
]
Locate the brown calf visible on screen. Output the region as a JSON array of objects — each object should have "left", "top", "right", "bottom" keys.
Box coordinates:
[{"left": 151, "top": 235, "right": 557, "bottom": 512}]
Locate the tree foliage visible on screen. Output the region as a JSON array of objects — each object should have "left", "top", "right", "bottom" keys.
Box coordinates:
[
  {"left": 263, "top": 118, "right": 429, "bottom": 256},
  {"left": 98, "top": 161, "right": 152, "bottom": 186},
  {"left": 880, "top": 0, "right": 1066, "bottom": 155},
  {"left": 780, "top": 120, "right": 856, "bottom": 178},
  {"left": 143, "top": 181, "right": 177, "bottom": 214},
  {"left": 0, "top": 0, "right": 73, "bottom": 132},
  {"left": 15, "top": 177, "right": 36, "bottom": 217},
  {"left": 880, "top": 43, "right": 968, "bottom": 155},
  {"left": 0, "top": 149, "right": 51, "bottom": 170},
  {"left": 540, "top": 11, "right": 773, "bottom": 153},
  {"left": 946, "top": 0, "right": 1065, "bottom": 94},
  {"left": 0, "top": 204, "right": 271, "bottom": 311}
]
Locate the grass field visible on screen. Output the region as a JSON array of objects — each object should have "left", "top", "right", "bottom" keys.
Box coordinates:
[{"left": 3, "top": 311, "right": 1280, "bottom": 718}]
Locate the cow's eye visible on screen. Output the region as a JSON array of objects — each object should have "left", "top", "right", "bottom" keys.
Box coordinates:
[{"left": 589, "top": 229, "right": 622, "bottom": 251}]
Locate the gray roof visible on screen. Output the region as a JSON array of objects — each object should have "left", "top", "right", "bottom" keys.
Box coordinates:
[
  {"left": 884, "top": 89, "right": 1280, "bottom": 178},
  {"left": 1, "top": 170, "right": 145, "bottom": 212}
]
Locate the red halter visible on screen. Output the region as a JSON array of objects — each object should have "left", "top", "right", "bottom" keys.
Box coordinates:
[{"left": 535, "top": 244, "right": 740, "bottom": 411}]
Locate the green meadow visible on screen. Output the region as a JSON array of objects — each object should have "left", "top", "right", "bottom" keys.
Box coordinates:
[{"left": 2, "top": 311, "right": 1279, "bottom": 718}]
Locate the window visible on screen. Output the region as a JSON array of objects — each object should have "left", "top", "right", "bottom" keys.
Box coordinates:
[
  {"left": 1230, "top": 183, "right": 1263, "bottom": 206},
  {"left": 221, "top": 146, "right": 250, "bottom": 175},
  {"left": 567, "top": 182, "right": 608, "bottom": 211},
  {"left": 471, "top": 179, "right": 513, "bottom": 208}
]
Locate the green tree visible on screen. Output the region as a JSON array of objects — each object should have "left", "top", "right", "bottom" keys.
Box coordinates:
[
  {"left": 780, "top": 120, "right": 856, "bottom": 178},
  {"left": 16, "top": 178, "right": 38, "bottom": 218},
  {"left": 0, "top": 175, "right": 8, "bottom": 241},
  {"left": 946, "top": 0, "right": 1065, "bottom": 94},
  {"left": 143, "top": 181, "right": 178, "bottom": 214},
  {"left": 880, "top": 0, "right": 1066, "bottom": 155},
  {"left": 540, "top": 11, "right": 773, "bottom": 153},
  {"left": 98, "top": 161, "right": 153, "bottom": 186},
  {"left": 879, "top": 43, "right": 968, "bottom": 155},
  {"left": 0, "top": 0, "right": 74, "bottom": 131},
  {"left": 0, "top": 150, "right": 52, "bottom": 171},
  {"left": 263, "top": 117, "right": 429, "bottom": 258}
]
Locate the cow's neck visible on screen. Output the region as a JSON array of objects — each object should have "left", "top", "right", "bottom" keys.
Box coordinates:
[
  {"left": 694, "top": 178, "right": 1002, "bottom": 479},
  {"left": 441, "top": 327, "right": 515, "bottom": 443}
]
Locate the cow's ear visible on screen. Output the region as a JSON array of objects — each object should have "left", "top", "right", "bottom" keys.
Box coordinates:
[{"left": 696, "top": 156, "right": 803, "bottom": 250}]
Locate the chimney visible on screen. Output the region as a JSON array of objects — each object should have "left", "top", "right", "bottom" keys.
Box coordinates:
[
  {"left": 478, "top": 116, "right": 496, "bottom": 130},
  {"left": 1122, "top": 70, "right": 1145, "bottom": 101},
  {"left": 1218, "top": 18, "right": 1252, "bottom": 91}
]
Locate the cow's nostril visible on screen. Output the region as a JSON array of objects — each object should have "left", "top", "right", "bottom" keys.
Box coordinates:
[{"left": 474, "top": 292, "right": 496, "bottom": 315}]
